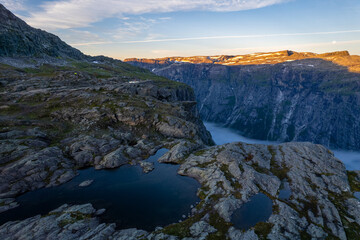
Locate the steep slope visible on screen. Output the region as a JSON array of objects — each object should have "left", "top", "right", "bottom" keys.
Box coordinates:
[
  {"left": 126, "top": 52, "right": 360, "bottom": 150},
  {"left": 0, "top": 4, "right": 85, "bottom": 59}
]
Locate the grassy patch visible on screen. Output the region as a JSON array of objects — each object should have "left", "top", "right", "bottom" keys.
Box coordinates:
[
  {"left": 268, "top": 146, "right": 289, "bottom": 180},
  {"left": 328, "top": 191, "right": 360, "bottom": 239},
  {"left": 254, "top": 222, "right": 274, "bottom": 239},
  {"left": 162, "top": 210, "right": 207, "bottom": 238},
  {"left": 58, "top": 211, "right": 92, "bottom": 228},
  {"left": 207, "top": 211, "right": 233, "bottom": 240},
  {"left": 194, "top": 149, "right": 207, "bottom": 156},
  {"left": 347, "top": 171, "right": 360, "bottom": 192},
  {"left": 300, "top": 230, "right": 311, "bottom": 240},
  {"left": 252, "top": 162, "right": 270, "bottom": 174}
]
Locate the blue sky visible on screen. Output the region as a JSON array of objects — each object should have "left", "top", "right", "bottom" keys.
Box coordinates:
[{"left": 2, "top": 0, "right": 360, "bottom": 59}]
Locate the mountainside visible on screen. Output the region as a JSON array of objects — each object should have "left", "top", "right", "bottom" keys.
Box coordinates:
[
  {"left": 126, "top": 52, "right": 360, "bottom": 150},
  {"left": 0, "top": 4, "right": 85, "bottom": 59}
]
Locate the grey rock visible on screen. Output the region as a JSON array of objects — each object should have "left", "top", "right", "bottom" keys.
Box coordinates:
[
  {"left": 189, "top": 221, "right": 216, "bottom": 238},
  {"left": 79, "top": 180, "right": 94, "bottom": 187},
  {"left": 139, "top": 161, "right": 154, "bottom": 173}
]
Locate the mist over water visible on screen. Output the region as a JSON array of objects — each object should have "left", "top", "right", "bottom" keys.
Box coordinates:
[{"left": 204, "top": 122, "right": 360, "bottom": 170}]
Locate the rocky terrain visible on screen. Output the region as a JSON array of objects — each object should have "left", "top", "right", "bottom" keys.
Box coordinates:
[
  {"left": 0, "top": 3, "right": 212, "bottom": 215},
  {"left": 1, "top": 141, "right": 360, "bottom": 239},
  {"left": 126, "top": 52, "right": 360, "bottom": 150}
]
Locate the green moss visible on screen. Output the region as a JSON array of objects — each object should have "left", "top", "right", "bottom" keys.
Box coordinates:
[
  {"left": 244, "top": 153, "right": 254, "bottom": 162},
  {"left": 328, "top": 191, "right": 360, "bottom": 239},
  {"left": 194, "top": 149, "right": 207, "bottom": 156},
  {"left": 238, "top": 163, "right": 244, "bottom": 172},
  {"left": 0, "top": 104, "right": 22, "bottom": 115},
  {"left": 347, "top": 171, "right": 360, "bottom": 192},
  {"left": 272, "top": 204, "right": 280, "bottom": 214},
  {"left": 220, "top": 164, "right": 233, "bottom": 182},
  {"left": 162, "top": 211, "right": 207, "bottom": 238},
  {"left": 197, "top": 160, "right": 216, "bottom": 168},
  {"left": 233, "top": 191, "right": 242, "bottom": 200},
  {"left": 300, "top": 195, "right": 319, "bottom": 215},
  {"left": 252, "top": 162, "right": 270, "bottom": 174},
  {"left": 268, "top": 146, "right": 289, "bottom": 180},
  {"left": 58, "top": 211, "right": 91, "bottom": 228},
  {"left": 300, "top": 230, "right": 311, "bottom": 240},
  {"left": 209, "top": 194, "right": 223, "bottom": 202},
  {"left": 254, "top": 222, "right": 274, "bottom": 239},
  {"left": 207, "top": 211, "right": 232, "bottom": 240}
]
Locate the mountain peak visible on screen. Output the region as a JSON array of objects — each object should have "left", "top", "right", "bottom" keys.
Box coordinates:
[{"left": 0, "top": 4, "right": 85, "bottom": 60}]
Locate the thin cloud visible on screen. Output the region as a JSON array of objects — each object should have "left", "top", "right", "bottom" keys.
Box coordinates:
[
  {"left": 2, "top": 0, "right": 26, "bottom": 11},
  {"left": 25, "top": 0, "right": 288, "bottom": 30},
  {"left": 70, "top": 29, "right": 360, "bottom": 45},
  {"left": 214, "top": 40, "right": 360, "bottom": 54}
]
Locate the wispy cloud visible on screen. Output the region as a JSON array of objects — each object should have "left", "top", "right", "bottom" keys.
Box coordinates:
[
  {"left": 70, "top": 29, "right": 360, "bottom": 45},
  {"left": 112, "top": 17, "right": 168, "bottom": 40},
  {"left": 25, "top": 0, "right": 288, "bottom": 30},
  {"left": 215, "top": 40, "right": 360, "bottom": 54},
  {"left": 2, "top": 0, "right": 26, "bottom": 11}
]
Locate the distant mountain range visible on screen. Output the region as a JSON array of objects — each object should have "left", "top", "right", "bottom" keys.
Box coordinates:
[{"left": 125, "top": 50, "right": 360, "bottom": 73}]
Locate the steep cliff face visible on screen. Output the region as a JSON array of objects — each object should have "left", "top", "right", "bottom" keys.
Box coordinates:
[{"left": 127, "top": 56, "right": 360, "bottom": 150}]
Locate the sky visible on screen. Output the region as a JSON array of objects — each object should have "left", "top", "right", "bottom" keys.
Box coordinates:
[{"left": 2, "top": 0, "right": 360, "bottom": 59}]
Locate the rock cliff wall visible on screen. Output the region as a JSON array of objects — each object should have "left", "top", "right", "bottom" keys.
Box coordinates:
[{"left": 127, "top": 57, "right": 360, "bottom": 150}]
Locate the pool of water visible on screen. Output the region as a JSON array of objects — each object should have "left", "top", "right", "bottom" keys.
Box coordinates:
[
  {"left": 355, "top": 192, "right": 360, "bottom": 200},
  {"left": 204, "top": 122, "right": 360, "bottom": 170},
  {"left": 278, "top": 181, "right": 292, "bottom": 200},
  {"left": 0, "top": 149, "right": 200, "bottom": 230},
  {"left": 231, "top": 193, "right": 273, "bottom": 230}
]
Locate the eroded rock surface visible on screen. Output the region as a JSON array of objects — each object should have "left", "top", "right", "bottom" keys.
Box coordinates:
[{"left": 2, "top": 142, "right": 359, "bottom": 239}]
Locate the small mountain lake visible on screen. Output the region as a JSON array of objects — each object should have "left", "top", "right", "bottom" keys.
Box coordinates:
[
  {"left": 231, "top": 193, "right": 273, "bottom": 230},
  {"left": 278, "top": 181, "right": 292, "bottom": 200},
  {"left": 0, "top": 148, "right": 200, "bottom": 231},
  {"left": 355, "top": 192, "right": 360, "bottom": 200}
]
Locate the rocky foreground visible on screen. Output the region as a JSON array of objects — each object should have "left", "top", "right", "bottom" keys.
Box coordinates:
[
  {"left": 0, "top": 58, "right": 213, "bottom": 212},
  {"left": 1, "top": 141, "right": 360, "bottom": 239}
]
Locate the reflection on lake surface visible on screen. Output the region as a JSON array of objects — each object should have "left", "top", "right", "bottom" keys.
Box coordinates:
[
  {"left": 231, "top": 193, "right": 273, "bottom": 230},
  {"left": 204, "top": 122, "right": 360, "bottom": 170},
  {"left": 0, "top": 149, "right": 200, "bottom": 230}
]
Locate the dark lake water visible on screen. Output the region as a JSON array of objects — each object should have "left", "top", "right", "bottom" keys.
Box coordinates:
[
  {"left": 278, "top": 181, "right": 292, "bottom": 200},
  {"left": 231, "top": 193, "right": 273, "bottom": 230},
  {"left": 204, "top": 122, "right": 360, "bottom": 170},
  {"left": 355, "top": 192, "right": 360, "bottom": 200},
  {"left": 0, "top": 148, "right": 200, "bottom": 230}
]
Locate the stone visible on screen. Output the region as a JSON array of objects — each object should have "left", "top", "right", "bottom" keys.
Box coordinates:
[
  {"left": 139, "top": 161, "right": 154, "bottom": 173},
  {"left": 79, "top": 180, "right": 94, "bottom": 187}
]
